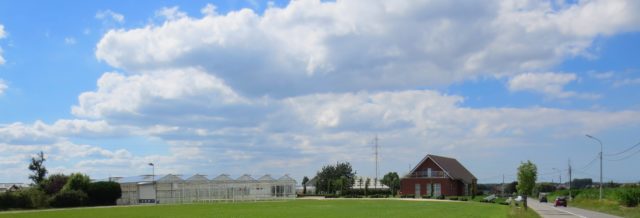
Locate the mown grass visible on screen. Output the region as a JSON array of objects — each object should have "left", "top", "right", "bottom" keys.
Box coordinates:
[
  {"left": 548, "top": 187, "right": 640, "bottom": 218},
  {"left": 0, "top": 199, "right": 515, "bottom": 218}
]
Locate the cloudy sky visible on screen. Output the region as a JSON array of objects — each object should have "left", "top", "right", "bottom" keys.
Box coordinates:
[{"left": 1, "top": 0, "right": 639, "bottom": 184}]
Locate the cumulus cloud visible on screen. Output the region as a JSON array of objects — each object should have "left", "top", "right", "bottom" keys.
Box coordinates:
[
  {"left": 0, "top": 23, "right": 6, "bottom": 65},
  {"left": 508, "top": 72, "right": 599, "bottom": 99},
  {"left": 95, "top": 0, "right": 640, "bottom": 97},
  {"left": 95, "top": 10, "right": 125, "bottom": 23}
]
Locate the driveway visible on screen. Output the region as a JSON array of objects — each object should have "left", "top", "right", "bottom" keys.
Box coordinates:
[{"left": 528, "top": 200, "right": 621, "bottom": 218}]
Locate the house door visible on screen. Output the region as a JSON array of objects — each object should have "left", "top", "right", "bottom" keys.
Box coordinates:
[{"left": 414, "top": 184, "right": 421, "bottom": 198}]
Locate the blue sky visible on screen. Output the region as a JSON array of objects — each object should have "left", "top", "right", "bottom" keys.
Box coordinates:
[{"left": 1, "top": 0, "right": 639, "bottom": 184}]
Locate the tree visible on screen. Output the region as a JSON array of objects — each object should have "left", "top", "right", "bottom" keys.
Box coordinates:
[
  {"left": 380, "top": 172, "right": 400, "bottom": 196},
  {"left": 517, "top": 160, "right": 537, "bottom": 196},
  {"left": 572, "top": 178, "right": 592, "bottom": 189},
  {"left": 315, "top": 162, "right": 356, "bottom": 194},
  {"left": 63, "top": 173, "right": 91, "bottom": 193},
  {"left": 302, "top": 176, "right": 309, "bottom": 194},
  {"left": 28, "top": 151, "right": 47, "bottom": 187},
  {"left": 364, "top": 178, "right": 371, "bottom": 196},
  {"left": 43, "top": 174, "right": 69, "bottom": 195}
]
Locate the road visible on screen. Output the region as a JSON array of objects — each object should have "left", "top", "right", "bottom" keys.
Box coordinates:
[{"left": 528, "top": 200, "right": 621, "bottom": 218}]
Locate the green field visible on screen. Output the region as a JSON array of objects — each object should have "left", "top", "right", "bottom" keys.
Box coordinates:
[{"left": 0, "top": 199, "right": 518, "bottom": 218}]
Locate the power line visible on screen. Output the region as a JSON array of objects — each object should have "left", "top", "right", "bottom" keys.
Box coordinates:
[
  {"left": 604, "top": 141, "right": 640, "bottom": 157},
  {"left": 606, "top": 148, "right": 640, "bottom": 161}
]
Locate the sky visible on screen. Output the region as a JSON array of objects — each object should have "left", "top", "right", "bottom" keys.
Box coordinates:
[{"left": 1, "top": 0, "right": 639, "bottom": 185}]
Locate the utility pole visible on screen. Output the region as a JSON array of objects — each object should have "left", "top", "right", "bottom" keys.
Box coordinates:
[
  {"left": 374, "top": 135, "right": 379, "bottom": 188},
  {"left": 586, "top": 134, "right": 603, "bottom": 201},
  {"left": 568, "top": 159, "right": 572, "bottom": 200},
  {"left": 501, "top": 174, "right": 505, "bottom": 197}
]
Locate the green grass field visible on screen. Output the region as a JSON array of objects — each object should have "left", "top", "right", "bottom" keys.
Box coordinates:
[{"left": 0, "top": 199, "right": 518, "bottom": 218}]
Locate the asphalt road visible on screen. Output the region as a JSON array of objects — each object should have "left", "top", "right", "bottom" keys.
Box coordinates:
[{"left": 528, "top": 200, "right": 621, "bottom": 218}]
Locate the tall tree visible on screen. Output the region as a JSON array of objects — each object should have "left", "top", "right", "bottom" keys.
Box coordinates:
[
  {"left": 302, "top": 176, "right": 309, "bottom": 194},
  {"left": 315, "top": 162, "right": 356, "bottom": 194},
  {"left": 28, "top": 151, "right": 48, "bottom": 187},
  {"left": 365, "top": 178, "right": 371, "bottom": 196},
  {"left": 43, "top": 173, "right": 69, "bottom": 195},
  {"left": 380, "top": 172, "right": 400, "bottom": 196},
  {"left": 517, "top": 160, "right": 537, "bottom": 196}
]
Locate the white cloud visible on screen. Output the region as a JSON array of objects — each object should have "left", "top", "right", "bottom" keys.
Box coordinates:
[
  {"left": 95, "top": 1, "right": 640, "bottom": 97},
  {"left": 0, "top": 23, "right": 6, "bottom": 65},
  {"left": 72, "top": 68, "right": 249, "bottom": 122},
  {"left": 0, "top": 79, "right": 7, "bottom": 95},
  {"left": 95, "top": 10, "right": 125, "bottom": 23},
  {"left": 64, "top": 37, "right": 76, "bottom": 45},
  {"left": 508, "top": 72, "right": 598, "bottom": 99},
  {"left": 613, "top": 78, "right": 640, "bottom": 87},
  {"left": 156, "top": 6, "right": 187, "bottom": 21}
]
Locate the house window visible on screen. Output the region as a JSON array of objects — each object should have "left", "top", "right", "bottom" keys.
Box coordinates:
[
  {"left": 426, "top": 183, "right": 432, "bottom": 196},
  {"left": 434, "top": 183, "right": 441, "bottom": 196},
  {"left": 427, "top": 168, "right": 432, "bottom": 177}
]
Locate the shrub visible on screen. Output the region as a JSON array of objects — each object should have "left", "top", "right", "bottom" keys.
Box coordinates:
[
  {"left": 400, "top": 194, "right": 415, "bottom": 198},
  {"left": 460, "top": 197, "right": 468, "bottom": 201},
  {"left": 87, "top": 181, "right": 122, "bottom": 206},
  {"left": 50, "top": 190, "right": 88, "bottom": 208},
  {"left": 617, "top": 188, "right": 640, "bottom": 207},
  {"left": 0, "top": 188, "right": 48, "bottom": 209},
  {"left": 43, "top": 174, "right": 69, "bottom": 195},
  {"left": 62, "top": 173, "right": 91, "bottom": 193},
  {"left": 422, "top": 195, "right": 431, "bottom": 199},
  {"left": 437, "top": 195, "right": 445, "bottom": 200},
  {"left": 448, "top": 197, "right": 459, "bottom": 201}
]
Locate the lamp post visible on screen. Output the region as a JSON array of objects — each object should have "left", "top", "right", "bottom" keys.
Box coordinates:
[
  {"left": 148, "top": 163, "right": 156, "bottom": 204},
  {"left": 585, "top": 134, "right": 603, "bottom": 201}
]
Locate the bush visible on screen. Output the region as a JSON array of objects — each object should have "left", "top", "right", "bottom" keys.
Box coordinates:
[
  {"left": 617, "top": 188, "right": 640, "bottom": 207},
  {"left": 0, "top": 188, "right": 48, "bottom": 209},
  {"left": 422, "top": 195, "right": 431, "bottom": 199},
  {"left": 437, "top": 195, "right": 445, "bottom": 200},
  {"left": 43, "top": 174, "right": 69, "bottom": 195},
  {"left": 87, "top": 181, "right": 122, "bottom": 206},
  {"left": 460, "top": 197, "right": 468, "bottom": 201},
  {"left": 400, "top": 194, "right": 415, "bottom": 198},
  {"left": 62, "top": 173, "right": 91, "bottom": 193},
  {"left": 50, "top": 190, "right": 88, "bottom": 208},
  {"left": 448, "top": 197, "right": 459, "bottom": 201}
]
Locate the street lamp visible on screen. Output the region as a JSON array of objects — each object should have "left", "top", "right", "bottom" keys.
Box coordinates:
[
  {"left": 148, "top": 163, "right": 156, "bottom": 204},
  {"left": 585, "top": 134, "right": 603, "bottom": 201}
]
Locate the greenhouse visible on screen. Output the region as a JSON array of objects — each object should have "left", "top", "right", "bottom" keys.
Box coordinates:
[{"left": 112, "top": 174, "right": 296, "bottom": 205}]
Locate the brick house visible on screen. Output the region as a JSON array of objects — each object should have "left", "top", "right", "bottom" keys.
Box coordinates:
[{"left": 400, "top": 154, "right": 477, "bottom": 197}]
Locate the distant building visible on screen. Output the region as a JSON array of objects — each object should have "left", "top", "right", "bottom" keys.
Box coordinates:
[
  {"left": 107, "top": 174, "right": 296, "bottom": 205},
  {"left": 0, "top": 183, "right": 25, "bottom": 192},
  {"left": 400, "top": 154, "right": 477, "bottom": 197}
]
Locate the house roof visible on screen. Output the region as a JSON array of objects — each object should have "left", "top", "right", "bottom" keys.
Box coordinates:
[{"left": 409, "top": 154, "right": 477, "bottom": 184}]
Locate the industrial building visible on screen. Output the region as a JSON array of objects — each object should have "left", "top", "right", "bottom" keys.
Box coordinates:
[{"left": 110, "top": 174, "right": 296, "bottom": 205}]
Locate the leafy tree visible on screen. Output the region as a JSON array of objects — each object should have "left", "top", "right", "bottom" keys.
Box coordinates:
[
  {"left": 380, "top": 172, "right": 400, "bottom": 196},
  {"left": 302, "top": 176, "right": 309, "bottom": 194},
  {"left": 315, "top": 162, "right": 356, "bottom": 194},
  {"left": 365, "top": 178, "right": 371, "bottom": 196},
  {"left": 505, "top": 181, "right": 518, "bottom": 194},
  {"left": 572, "top": 178, "right": 592, "bottom": 189},
  {"left": 28, "top": 151, "right": 47, "bottom": 187},
  {"left": 62, "top": 173, "right": 91, "bottom": 193},
  {"left": 43, "top": 174, "right": 69, "bottom": 195},
  {"left": 517, "top": 160, "right": 537, "bottom": 196}
]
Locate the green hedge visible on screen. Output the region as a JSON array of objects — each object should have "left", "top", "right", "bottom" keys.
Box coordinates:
[
  {"left": 87, "top": 181, "right": 122, "bottom": 206},
  {"left": 50, "top": 190, "right": 88, "bottom": 208}
]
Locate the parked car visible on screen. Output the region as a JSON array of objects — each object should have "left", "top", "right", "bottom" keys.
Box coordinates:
[
  {"left": 539, "top": 194, "right": 548, "bottom": 203},
  {"left": 554, "top": 196, "right": 567, "bottom": 207}
]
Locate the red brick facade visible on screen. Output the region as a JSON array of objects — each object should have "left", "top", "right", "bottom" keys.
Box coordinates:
[{"left": 400, "top": 155, "right": 474, "bottom": 197}]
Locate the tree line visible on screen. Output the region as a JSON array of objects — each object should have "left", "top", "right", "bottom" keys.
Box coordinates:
[{"left": 0, "top": 152, "right": 122, "bottom": 210}]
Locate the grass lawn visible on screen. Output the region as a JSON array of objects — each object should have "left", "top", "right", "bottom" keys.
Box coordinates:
[
  {"left": 0, "top": 199, "right": 519, "bottom": 218},
  {"left": 568, "top": 198, "right": 640, "bottom": 218}
]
